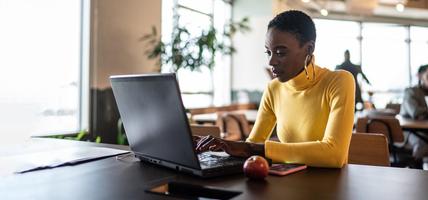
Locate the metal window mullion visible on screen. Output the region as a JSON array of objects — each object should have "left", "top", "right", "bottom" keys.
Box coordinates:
[
  {"left": 358, "top": 21, "right": 363, "bottom": 68},
  {"left": 78, "top": 0, "right": 84, "bottom": 132},
  {"left": 406, "top": 25, "right": 411, "bottom": 86},
  {"left": 79, "top": 0, "right": 90, "bottom": 133}
]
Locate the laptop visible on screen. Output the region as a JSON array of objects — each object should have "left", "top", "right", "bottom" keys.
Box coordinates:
[{"left": 110, "top": 73, "right": 245, "bottom": 178}]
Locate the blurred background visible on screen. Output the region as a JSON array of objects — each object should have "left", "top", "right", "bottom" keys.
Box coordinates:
[{"left": 1, "top": 0, "right": 427, "bottom": 144}]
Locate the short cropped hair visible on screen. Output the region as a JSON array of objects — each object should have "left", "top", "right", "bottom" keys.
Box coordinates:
[
  {"left": 268, "top": 10, "right": 316, "bottom": 46},
  {"left": 418, "top": 64, "right": 428, "bottom": 74}
]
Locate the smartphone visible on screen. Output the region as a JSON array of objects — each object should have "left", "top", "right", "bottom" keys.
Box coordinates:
[
  {"left": 268, "top": 163, "right": 307, "bottom": 176},
  {"left": 145, "top": 181, "right": 241, "bottom": 199}
]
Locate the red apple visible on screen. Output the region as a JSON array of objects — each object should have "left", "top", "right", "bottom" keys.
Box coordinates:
[{"left": 243, "top": 155, "right": 269, "bottom": 180}]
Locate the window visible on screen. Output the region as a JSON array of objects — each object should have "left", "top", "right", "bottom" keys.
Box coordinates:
[
  {"left": 315, "top": 18, "right": 428, "bottom": 108},
  {"left": 410, "top": 26, "right": 428, "bottom": 85},
  {"left": 176, "top": 0, "right": 214, "bottom": 108},
  {"left": 162, "top": 0, "right": 232, "bottom": 108},
  {"left": 361, "top": 23, "right": 409, "bottom": 107},
  {"left": 314, "top": 19, "right": 360, "bottom": 70},
  {"left": 0, "top": 0, "right": 89, "bottom": 139}
]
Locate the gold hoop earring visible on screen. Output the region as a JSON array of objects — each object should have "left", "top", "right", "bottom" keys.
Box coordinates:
[
  {"left": 304, "top": 55, "right": 310, "bottom": 80},
  {"left": 312, "top": 59, "right": 316, "bottom": 80}
]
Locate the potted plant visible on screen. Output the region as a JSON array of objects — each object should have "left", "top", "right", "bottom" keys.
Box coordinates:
[{"left": 140, "top": 17, "right": 250, "bottom": 73}]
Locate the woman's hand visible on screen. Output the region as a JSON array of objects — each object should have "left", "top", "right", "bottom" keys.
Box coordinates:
[
  {"left": 195, "top": 135, "right": 252, "bottom": 157},
  {"left": 192, "top": 135, "right": 203, "bottom": 149}
]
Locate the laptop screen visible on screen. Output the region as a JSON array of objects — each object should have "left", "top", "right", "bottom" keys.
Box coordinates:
[{"left": 110, "top": 74, "right": 200, "bottom": 169}]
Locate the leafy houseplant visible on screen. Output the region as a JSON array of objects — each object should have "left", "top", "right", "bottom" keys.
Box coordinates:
[
  {"left": 141, "top": 17, "right": 250, "bottom": 72},
  {"left": 47, "top": 130, "right": 101, "bottom": 143}
]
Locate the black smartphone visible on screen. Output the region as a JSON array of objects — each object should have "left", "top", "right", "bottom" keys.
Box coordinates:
[{"left": 145, "top": 181, "right": 241, "bottom": 199}]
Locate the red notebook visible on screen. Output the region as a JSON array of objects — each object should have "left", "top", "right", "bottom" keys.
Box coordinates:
[{"left": 268, "top": 163, "right": 307, "bottom": 176}]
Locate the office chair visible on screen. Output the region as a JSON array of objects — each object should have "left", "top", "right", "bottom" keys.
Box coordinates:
[{"left": 216, "top": 112, "right": 251, "bottom": 141}]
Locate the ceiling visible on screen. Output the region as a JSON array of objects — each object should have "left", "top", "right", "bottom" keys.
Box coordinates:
[{"left": 285, "top": 0, "right": 428, "bottom": 26}]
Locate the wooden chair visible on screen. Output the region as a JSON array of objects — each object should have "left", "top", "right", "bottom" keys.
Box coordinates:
[
  {"left": 356, "top": 116, "right": 415, "bottom": 167},
  {"left": 216, "top": 112, "right": 251, "bottom": 141},
  {"left": 356, "top": 116, "right": 403, "bottom": 143},
  {"left": 365, "top": 109, "right": 397, "bottom": 118},
  {"left": 190, "top": 124, "right": 221, "bottom": 138},
  {"left": 385, "top": 103, "right": 401, "bottom": 114},
  {"left": 348, "top": 133, "right": 390, "bottom": 167}
]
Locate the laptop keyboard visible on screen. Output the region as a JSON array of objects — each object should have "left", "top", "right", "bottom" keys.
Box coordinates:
[{"left": 198, "top": 152, "right": 243, "bottom": 168}]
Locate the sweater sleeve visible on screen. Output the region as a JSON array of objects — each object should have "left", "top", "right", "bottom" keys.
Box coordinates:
[
  {"left": 264, "top": 72, "right": 355, "bottom": 168},
  {"left": 246, "top": 84, "right": 276, "bottom": 143}
]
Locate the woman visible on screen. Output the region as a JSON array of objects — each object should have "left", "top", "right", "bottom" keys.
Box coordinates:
[{"left": 196, "top": 10, "right": 355, "bottom": 168}]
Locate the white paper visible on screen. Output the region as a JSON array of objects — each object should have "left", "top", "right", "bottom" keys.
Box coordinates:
[{"left": 0, "top": 147, "right": 129, "bottom": 176}]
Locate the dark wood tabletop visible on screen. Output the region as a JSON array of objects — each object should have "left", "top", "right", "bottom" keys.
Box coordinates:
[
  {"left": 396, "top": 115, "right": 428, "bottom": 143},
  {"left": 397, "top": 115, "right": 428, "bottom": 132},
  {"left": 1, "top": 138, "right": 428, "bottom": 200}
]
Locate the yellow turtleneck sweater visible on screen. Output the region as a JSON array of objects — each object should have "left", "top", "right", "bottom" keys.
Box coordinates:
[{"left": 246, "top": 63, "right": 355, "bottom": 168}]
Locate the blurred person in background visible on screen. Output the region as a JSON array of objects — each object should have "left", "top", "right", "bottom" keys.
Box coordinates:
[
  {"left": 336, "top": 50, "right": 371, "bottom": 111},
  {"left": 401, "top": 64, "right": 428, "bottom": 170}
]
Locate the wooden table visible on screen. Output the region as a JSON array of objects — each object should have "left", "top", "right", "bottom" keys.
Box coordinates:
[
  {"left": 396, "top": 115, "right": 428, "bottom": 143},
  {"left": 397, "top": 115, "right": 428, "bottom": 132},
  {"left": 192, "top": 110, "right": 258, "bottom": 124},
  {"left": 2, "top": 138, "right": 428, "bottom": 199}
]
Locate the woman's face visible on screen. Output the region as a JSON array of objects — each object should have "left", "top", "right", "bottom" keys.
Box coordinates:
[
  {"left": 265, "top": 28, "right": 312, "bottom": 82},
  {"left": 420, "top": 70, "right": 428, "bottom": 89}
]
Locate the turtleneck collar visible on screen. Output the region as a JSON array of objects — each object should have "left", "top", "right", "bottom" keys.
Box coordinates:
[{"left": 285, "top": 56, "right": 324, "bottom": 91}]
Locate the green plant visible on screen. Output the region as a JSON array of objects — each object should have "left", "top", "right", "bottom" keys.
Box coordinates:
[
  {"left": 74, "top": 129, "right": 87, "bottom": 141},
  {"left": 117, "top": 118, "right": 128, "bottom": 145},
  {"left": 140, "top": 17, "right": 250, "bottom": 72},
  {"left": 46, "top": 130, "right": 101, "bottom": 143}
]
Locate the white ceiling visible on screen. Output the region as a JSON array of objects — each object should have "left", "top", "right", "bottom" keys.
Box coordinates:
[{"left": 285, "top": 0, "right": 428, "bottom": 25}]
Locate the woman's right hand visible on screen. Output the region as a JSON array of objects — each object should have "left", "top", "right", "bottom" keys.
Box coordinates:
[{"left": 195, "top": 135, "right": 251, "bottom": 157}]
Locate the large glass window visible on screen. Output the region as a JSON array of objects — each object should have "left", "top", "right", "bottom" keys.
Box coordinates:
[
  {"left": 362, "top": 23, "right": 409, "bottom": 90},
  {"left": 410, "top": 26, "right": 428, "bottom": 85},
  {"left": 361, "top": 23, "right": 409, "bottom": 107},
  {"left": 176, "top": 0, "right": 214, "bottom": 107},
  {"left": 314, "top": 19, "right": 360, "bottom": 70},
  {"left": 162, "top": 0, "right": 232, "bottom": 108},
  {"left": 315, "top": 19, "right": 428, "bottom": 108},
  {"left": 0, "top": 0, "right": 89, "bottom": 139}
]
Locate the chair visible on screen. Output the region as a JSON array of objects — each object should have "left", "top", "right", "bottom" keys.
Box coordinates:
[
  {"left": 385, "top": 103, "right": 401, "bottom": 114},
  {"left": 216, "top": 112, "right": 251, "bottom": 141},
  {"left": 190, "top": 124, "right": 221, "bottom": 138},
  {"left": 365, "top": 108, "right": 397, "bottom": 118},
  {"left": 356, "top": 116, "right": 416, "bottom": 168},
  {"left": 188, "top": 103, "right": 257, "bottom": 126},
  {"left": 348, "top": 133, "right": 390, "bottom": 167}
]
